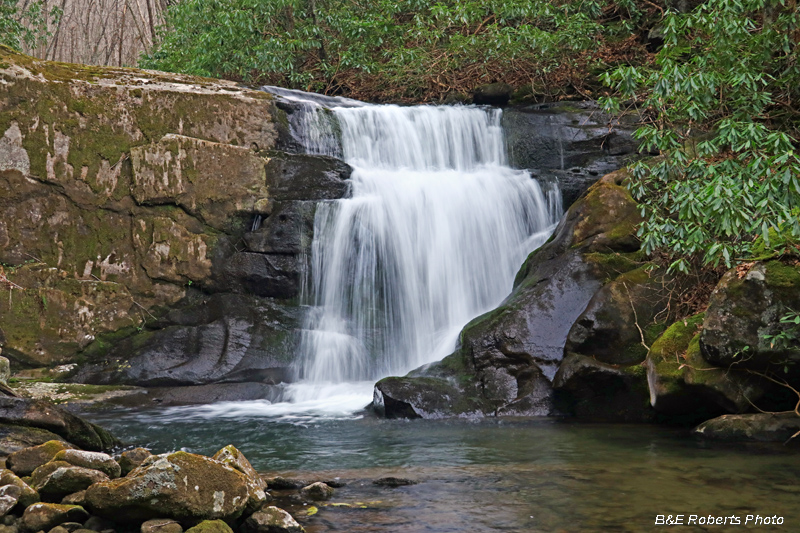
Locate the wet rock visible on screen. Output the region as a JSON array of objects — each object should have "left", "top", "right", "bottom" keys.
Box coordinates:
[
  {"left": 700, "top": 261, "right": 800, "bottom": 373},
  {"left": 0, "top": 469, "right": 40, "bottom": 507},
  {"left": 211, "top": 445, "right": 266, "bottom": 512},
  {"left": 7, "top": 441, "right": 73, "bottom": 477},
  {"left": 52, "top": 451, "right": 121, "bottom": 479},
  {"left": 0, "top": 400, "right": 118, "bottom": 452},
  {"left": 373, "top": 171, "right": 644, "bottom": 418},
  {"left": 553, "top": 353, "right": 653, "bottom": 422},
  {"left": 71, "top": 294, "right": 301, "bottom": 388},
  {"left": 84, "top": 451, "right": 249, "bottom": 522},
  {"left": 565, "top": 266, "right": 678, "bottom": 365},
  {"left": 694, "top": 413, "right": 800, "bottom": 442},
  {"left": 224, "top": 254, "right": 300, "bottom": 299},
  {"left": 244, "top": 202, "right": 315, "bottom": 255},
  {"left": 503, "top": 102, "right": 639, "bottom": 174},
  {"left": 372, "top": 477, "right": 417, "bottom": 487},
  {"left": 241, "top": 507, "right": 304, "bottom": 533},
  {"left": 646, "top": 315, "right": 766, "bottom": 421},
  {"left": 264, "top": 477, "right": 305, "bottom": 490},
  {"left": 31, "top": 461, "right": 109, "bottom": 501},
  {"left": 20, "top": 504, "right": 88, "bottom": 533},
  {"left": 184, "top": 520, "right": 232, "bottom": 533},
  {"left": 140, "top": 518, "right": 183, "bottom": 533},
  {"left": 299, "top": 482, "right": 333, "bottom": 501},
  {"left": 118, "top": 449, "right": 151, "bottom": 476},
  {"left": 263, "top": 152, "right": 350, "bottom": 202},
  {"left": 472, "top": 83, "right": 514, "bottom": 106}
]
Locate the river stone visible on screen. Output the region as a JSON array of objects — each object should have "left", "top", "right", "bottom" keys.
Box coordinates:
[
  {"left": 700, "top": 261, "right": 800, "bottom": 373},
  {"left": 20, "top": 504, "right": 88, "bottom": 533},
  {"left": 141, "top": 518, "right": 183, "bottom": 533},
  {"left": 7, "top": 441, "right": 73, "bottom": 477},
  {"left": 553, "top": 353, "right": 653, "bottom": 422},
  {"left": 0, "top": 469, "right": 39, "bottom": 507},
  {"left": 118, "top": 448, "right": 152, "bottom": 476},
  {"left": 53, "top": 450, "right": 122, "bottom": 479},
  {"left": 52, "top": 451, "right": 120, "bottom": 479},
  {"left": 0, "top": 495, "right": 16, "bottom": 517},
  {"left": 211, "top": 446, "right": 266, "bottom": 512},
  {"left": 0, "top": 399, "right": 119, "bottom": 452},
  {"left": 694, "top": 413, "right": 800, "bottom": 442},
  {"left": 84, "top": 451, "right": 249, "bottom": 522},
  {"left": 299, "top": 482, "right": 333, "bottom": 501},
  {"left": 242, "top": 507, "right": 304, "bottom": 533},
  {"left": 31, "top": 461, "right": 110, "bottom": 501},
  {"left": 60, "top": 491, "right": 86, "bottom": 506},
  {"left": 264, "top": 477, "right": 305, "bottom": 490},
  {"left": 184, "top": 520, "right": 232, "bottom": 533}
]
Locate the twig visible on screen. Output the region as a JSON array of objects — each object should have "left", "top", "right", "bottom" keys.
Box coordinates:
[{"left": 623, "top": 282, "right": 650, "bottom": 352}]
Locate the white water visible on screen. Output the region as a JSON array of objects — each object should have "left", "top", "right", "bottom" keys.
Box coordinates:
[{"left": 249, "top": 91, "right": 561, "bottom": 417}]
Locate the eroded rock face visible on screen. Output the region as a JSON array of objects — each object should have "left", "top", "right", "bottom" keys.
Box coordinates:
[
  {"left": 700, "top": 261, "right": 800, "bottom": 373},
  {"left": 0, "top": 47, "right": 350, "bottom": 372},
  {"left": 374, "top": 171, "right": 645, "bottom": 418},
  {"left": 84, "top": 451, "right": 250, "bottom": 522}
]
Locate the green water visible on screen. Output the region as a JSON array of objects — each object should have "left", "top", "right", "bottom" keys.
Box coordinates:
[{"left": 87, "top": 408, "right": 800, "bottom": 532}]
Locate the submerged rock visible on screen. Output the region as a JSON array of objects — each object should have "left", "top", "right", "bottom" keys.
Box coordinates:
[
  {"left": 84, "top": 451, "right": 249, "bottom": 522},
  {"left": 299, "top": 482, "right": 333, "bottom": 501},
  {"left": 694, "top": 413, "right": 800, "bottom": 443},
  {"left": 372, "top": 477, "right": 417, "bottom": 487}
]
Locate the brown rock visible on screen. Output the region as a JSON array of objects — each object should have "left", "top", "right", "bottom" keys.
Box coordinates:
[
  {"left": 242, "top": 507, "right": 304, "bottom": 533},
  {"left": 140, "top": 519, "right": 182, "bottom": 533},
  {"left": 6, "top": 442, "right": 72, "bottom": 477},
  {"left": 118, "top": 448, "right": 151, "bottom": 476},
  {"left": 20, "top": 503, "right": 88, "bottom": 533}
]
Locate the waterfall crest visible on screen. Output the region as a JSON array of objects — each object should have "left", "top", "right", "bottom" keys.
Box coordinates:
[{"left": 292, "top": 102, "right": 561, "bottom": 387}]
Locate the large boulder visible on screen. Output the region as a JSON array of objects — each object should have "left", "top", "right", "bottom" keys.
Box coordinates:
[
  {"left": 374, "top": 170, "right": 645, "bottom": 418},
  {"left": 0, "top": 399, "right": 118, "bottom": 451},
  {"left": 84, "top": 451, "right": 250, "bottom": 523},
  {"left": 700, "top": 261, "right": 800, "bottom": 373}
]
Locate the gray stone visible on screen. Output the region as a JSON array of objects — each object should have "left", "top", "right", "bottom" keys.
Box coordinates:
[
  {"left": 51, "top": 450, "right": 121, "bottom": 479},
  {"left": 242, "top": 507, "right": 304, "bottom": 533},
  {"left": 299, "top": 482, "right": 333, "bottom": 501}
]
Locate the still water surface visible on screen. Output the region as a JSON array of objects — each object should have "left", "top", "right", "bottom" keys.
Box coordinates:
[{"left": 88, "top": 406, "right": 800, "bottom": 532}]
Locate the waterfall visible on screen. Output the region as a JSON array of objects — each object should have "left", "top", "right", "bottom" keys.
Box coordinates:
[{"left": 264, "top": 89, "right": 561, "bottom": 413}]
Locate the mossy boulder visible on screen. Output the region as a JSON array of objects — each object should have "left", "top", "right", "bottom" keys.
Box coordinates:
[
  {"left": 700, "top": 261, "right": 800, "bottom": 373},
  {"left": 184, "top": 520, "right": 233, "bottom": 533},
  {"left": 0, "top": 468, "right": 40, "bottom": 507},
  {"left": 646, "top": 315, "right": 766, "bottom": 421},
  {"left": 6, "top": 440, "right": 73, "bottom": 477},
  {"left": 553, "top": 353, "right": 653, "bottom": 421},
  {"left": 20, "top": 503, "right": 88, "bottom": 533},
  {"left": 693, "top": 413, "right": 800, "bottom": 443},
  {"left": 211, "top": 445, "right": 266, "bottom": 513},
  {"left": 84, "top": 451, "right": 250, "bottom": 523}
]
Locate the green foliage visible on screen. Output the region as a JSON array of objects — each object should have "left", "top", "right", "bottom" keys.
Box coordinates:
[
  {"left": 602, "top": 0, "right": 800, "bottom": 271},
  {"left": 0, "top": 0, "right": 61, "bottom": 51},
  {"left": 142, "top": 0, "right": 654, "bottom": 100}
]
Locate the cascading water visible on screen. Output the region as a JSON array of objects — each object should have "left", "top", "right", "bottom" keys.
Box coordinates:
[{"left": 273, "top": 97, "right": 562, "bottom": 414}]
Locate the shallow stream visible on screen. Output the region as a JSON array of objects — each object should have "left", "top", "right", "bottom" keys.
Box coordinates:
[{"left": 88, "top": 407, "right": 799, "bottom": 532}]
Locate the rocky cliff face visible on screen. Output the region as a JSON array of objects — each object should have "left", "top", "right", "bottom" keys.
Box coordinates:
[{"left": 0, "top": 46, "right": 348, "bottom": 387}]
